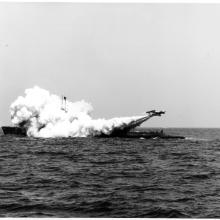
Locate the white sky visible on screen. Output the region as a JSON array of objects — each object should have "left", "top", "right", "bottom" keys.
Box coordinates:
[{"left": 1, "top": 3, "right": 220, "bottom": 127}]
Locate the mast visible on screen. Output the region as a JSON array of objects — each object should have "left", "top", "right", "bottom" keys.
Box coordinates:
[
  {"left": 61, "top": 95, "right": 67, "bottom": 112},
  {"left": 64, "top": 96, "right": 67, "bottom": 112}
]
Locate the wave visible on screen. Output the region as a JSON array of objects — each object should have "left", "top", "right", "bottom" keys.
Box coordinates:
[{"left": 137, "top": 207, "right": 189, "bottom": 218}]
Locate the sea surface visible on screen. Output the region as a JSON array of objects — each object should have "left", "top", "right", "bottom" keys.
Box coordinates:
[{"left": 0, "top": 128, "right": 220, "bottom": 217}]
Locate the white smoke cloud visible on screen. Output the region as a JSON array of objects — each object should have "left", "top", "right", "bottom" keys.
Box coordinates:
[{"left": 10, "top": 86, "right": 144, "bottom": 138}]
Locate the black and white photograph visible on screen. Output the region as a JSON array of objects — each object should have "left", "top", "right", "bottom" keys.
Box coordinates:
[{"left": 0, "top": 1, "right": 220, "bottom": 218}]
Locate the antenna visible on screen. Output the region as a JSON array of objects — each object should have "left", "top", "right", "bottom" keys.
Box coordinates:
[
  {"left": 61, "top": 95, "right": 67, "bottom": 112},
  {"left": 64, "top": 96, "right": 67, "bottom": 112}
]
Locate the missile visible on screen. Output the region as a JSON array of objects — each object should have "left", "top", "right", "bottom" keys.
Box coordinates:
[{"left": 146, "top": 110, "right": 165, "bottom": 116}]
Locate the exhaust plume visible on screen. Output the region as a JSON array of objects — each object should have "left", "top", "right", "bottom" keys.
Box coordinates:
[{"left": 10, "top": 86, "right": 145, "bottom": 138}]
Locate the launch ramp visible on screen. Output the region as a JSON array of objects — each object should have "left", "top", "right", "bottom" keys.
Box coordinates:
[{"left": 106, "top": 110, "right": 165, "bottom": 137}]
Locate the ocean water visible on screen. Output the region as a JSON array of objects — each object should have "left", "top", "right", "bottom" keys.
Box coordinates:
[{"left": 0, "top": 128, "right": 220, "bottom": 217}]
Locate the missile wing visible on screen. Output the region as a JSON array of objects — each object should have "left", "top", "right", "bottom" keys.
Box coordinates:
[
  {"left": 146, "top": 110, "right": 156, "bottom": 114},
  {"left": 154, "top": 111, "right": 165, "bottom": 116}
]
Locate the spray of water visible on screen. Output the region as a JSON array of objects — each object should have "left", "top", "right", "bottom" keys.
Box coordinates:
[{"left": 10, "top": 86, "right": 145, "bottom": 138}]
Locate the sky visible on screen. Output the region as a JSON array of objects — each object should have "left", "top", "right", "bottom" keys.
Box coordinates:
[{"left": 0, "top": 3, "right": 220, "bottom": 127}]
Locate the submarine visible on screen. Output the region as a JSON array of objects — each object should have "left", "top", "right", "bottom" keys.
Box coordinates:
[{"left": 1, "top": 110, "right": 184, "bottom": 139}]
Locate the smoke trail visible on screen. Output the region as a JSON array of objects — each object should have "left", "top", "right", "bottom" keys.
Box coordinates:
[{"left": 10, "top": 86, "right": 144, "bottom": 138}]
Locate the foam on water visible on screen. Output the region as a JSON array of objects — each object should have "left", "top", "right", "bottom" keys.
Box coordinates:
[{"left": 185, "top": 137, "right": 210, "bottom": 141}]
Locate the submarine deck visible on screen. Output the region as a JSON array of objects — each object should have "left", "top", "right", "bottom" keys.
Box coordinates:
[{"left": 1, "top": 126, "right": 184, "bottom": 139}]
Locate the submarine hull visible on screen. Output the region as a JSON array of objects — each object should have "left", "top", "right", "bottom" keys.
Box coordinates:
[
  {"left": 99, "top": 130, "right": 185, "bottom": 139},
  {"left": 1, "top": 126, "right": 185, "bottom": 139},
  {"left": 1, "top": 126, "right": 26, "bottom": 136},
  {"left": 125, "top": 131, "right": 185, "bottom": 139}
]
